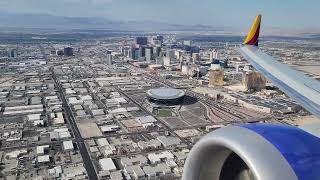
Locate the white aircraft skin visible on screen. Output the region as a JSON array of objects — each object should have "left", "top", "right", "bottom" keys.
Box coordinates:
[
  {"left": 239, "top": 14, "right": 320, "bottom": 117},
  {"left": 182, "top": 15, "right": 320, "bottom": 180},
  {"left": 239, "top": 45, "right": 320, "bottom": 117}
]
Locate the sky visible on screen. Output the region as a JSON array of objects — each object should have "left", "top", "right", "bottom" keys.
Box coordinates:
[{"left": 0, "top": 0, "right": 319, "bottom": 31}]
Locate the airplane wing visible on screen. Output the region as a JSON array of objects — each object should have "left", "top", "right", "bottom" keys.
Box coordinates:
[
  {"left": 182, "top": 15, "right": 320, "bottom": 180},
  {"left": 238, "top": 15, "right": 320, "bottom": 117}
]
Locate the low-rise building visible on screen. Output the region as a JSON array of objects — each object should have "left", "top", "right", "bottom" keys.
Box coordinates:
[
  {"left": 63, "top": 141, "right": 74, "bottom": 151},
  {"left": 121, "top": 155, "right": 148, "bottom": 167},
  {"left": 157, "top": 136, "right": 181, "bottom": 148},
  {"left": 99, "top": 158, "right": 117, "bottom": 171},
  {"left": 124, "top": 165, "right": 145, "bottom": 179},
  {"left": 38, "top": 155, "right": 50, "bottom": 164},
  {"left": 137, "top": 139, "right": 161, "bottom": 150},
  {"left": 148, "top": 151, "right": 174, "bottom": 165},
  {"left": 100, "top": 125, "right": 120, "bottom": 133},
  {"left": 37, "top": 145, "right": 50, "bottom": 155},
  {"left": 143, "top": 163, "right": 172, "bottom": 178}
]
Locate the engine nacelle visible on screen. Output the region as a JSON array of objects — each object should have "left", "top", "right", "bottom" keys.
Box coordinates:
[{"left": 182, "top": 124, "right": 320, "bottom": 180}]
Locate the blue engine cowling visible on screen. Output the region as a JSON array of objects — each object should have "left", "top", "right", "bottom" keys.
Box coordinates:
[{"left": 182, "top": 124, "right": 320, "bottom": 180}]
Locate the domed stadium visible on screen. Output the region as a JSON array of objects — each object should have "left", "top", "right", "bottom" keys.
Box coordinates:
[{"left": 147, "top": 88, "right": 185, "bottom": 105}]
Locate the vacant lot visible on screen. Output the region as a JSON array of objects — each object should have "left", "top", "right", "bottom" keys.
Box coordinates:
[{"left": 77, "top": 121, "right": 103, "bottom": 138}]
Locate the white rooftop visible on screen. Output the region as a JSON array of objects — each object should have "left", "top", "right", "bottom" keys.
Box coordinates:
[
  {"left": 27, "top": 114, "right": 41, "bottom": 121},
  {"left": 63, "top": 141, "right": 74, "bottom": 151},
  {"left": 135, "top": 116, "right": 157, "bottom": 124},
  {"left": 99, "top": 158, "right": 116, "bottom": 171},
  {"left": 38, "top": 155, "right": 50, "bottom": 163},
  {"left": 96, "top": 138, "right": 110, "bottom": 147}
]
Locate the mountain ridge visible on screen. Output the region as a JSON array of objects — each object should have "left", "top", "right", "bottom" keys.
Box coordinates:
[{"left": 0, "top": 12, "right": 228, "bottom": 32}]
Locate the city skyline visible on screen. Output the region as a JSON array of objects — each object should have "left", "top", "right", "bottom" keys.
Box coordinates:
[
  {"left": 0, "top": 7, "right": 319, "bottom": 179},
  {"left": 0, "top": 0, "right": 320, "bottom": 32}
]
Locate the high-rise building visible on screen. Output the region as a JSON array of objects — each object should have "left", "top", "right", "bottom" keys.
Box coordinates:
[
  {"left": 242, "top": 71, "right": 266, "bottom": 92},
  {"left": 56, "top": 50, "right": 64, "bottom": 56},
  {"left": 152, "top": 40, "right": 161, "bottom": 46},
  {"left": 130, "top": 47, "right": 140, "bottom": 60},
  {"left": 163, "top": 57, "right": 171, "bottom": 66},
  {"left": 8, "top": 49, "right": 17, "bottom": 58},
  {"left": 135, "top": 37, "right": 148, "bottom": 46},
  {"left": 175, "top": 50, "right": 183, "bottom": 61},
  {"left": 64, "top": 47, "right": 74, "bottom": 56},
  {"left": 123, "top": 47, "right": 130, "bottom": 57},
  {"left": 119, "top": 46, "right": 124, "bottom": 55},
  {"left": 106, "top": 54, "right": 113, "bottom": 65},
  {"left": 130, "top": 47, "right": 135, "bottom": 59},
  {"left": 166, "top": 49, "right": 175, "bottom": 59},
  {"left": 139, "top": 47, "right": 146, "bottom": 58},
  {"left": 145, "top": 48, "right": 152, "bottom": 61},
  {"left": 134, "top": 49, "right": 140, "bottom": 60},
  {"left": 192, "top": 53, "right": 201, "bottom": 62},
  {"left": 153, "top": 47, "right": 161, "bottom": 57},
  {"left": 209, "top": 69, "right": 224, "bottom": 86},
  {"left": 210, "top": 49, "right": 218, "bottom": 60},
  {"left": 151, "top": 36, "right": 164, "bottom": 46},
  {"left": 181, "top": 65, "right": 190, "bottom": 75},
  {"left": 156, "top": 36, "right": 164, "bottom": 43}
]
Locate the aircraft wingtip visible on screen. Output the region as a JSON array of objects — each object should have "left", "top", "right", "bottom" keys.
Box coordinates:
[{"left": 243, "top": 14, "right": 261, "bottom": 46}]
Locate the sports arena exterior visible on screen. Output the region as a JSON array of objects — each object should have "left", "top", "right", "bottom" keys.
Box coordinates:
[{"left": 147, "top": 88, "right": 185, "bottom": 105}]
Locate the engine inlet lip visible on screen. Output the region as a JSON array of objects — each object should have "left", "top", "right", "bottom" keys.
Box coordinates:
[{"left": 182, "top": 126, "right": 298, "bottom": 180}]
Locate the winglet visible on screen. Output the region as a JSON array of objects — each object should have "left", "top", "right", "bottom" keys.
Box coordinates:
[{"left": 243, "top": 14, "right": 261, "bottom": 46}]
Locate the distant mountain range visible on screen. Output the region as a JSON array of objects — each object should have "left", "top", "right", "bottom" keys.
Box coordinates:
[
  {"left": 1, "top": 12, "right": 319, "bottom": 37},
  {"left": 0, "top": 12, "right": 229, "bottom": 32}
]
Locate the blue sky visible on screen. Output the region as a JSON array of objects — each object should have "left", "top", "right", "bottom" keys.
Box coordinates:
[{"left": 0, "top": 0, "right": 319, "bottom": 30}]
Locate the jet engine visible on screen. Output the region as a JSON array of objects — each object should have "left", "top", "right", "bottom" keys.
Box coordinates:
[{"left": 182, "top": 124, "right": 320, "bottom": 180}]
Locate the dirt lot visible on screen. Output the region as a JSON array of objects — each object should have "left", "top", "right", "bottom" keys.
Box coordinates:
[{"left": 77, "top": 121, "right": 103, "bottom": 138}]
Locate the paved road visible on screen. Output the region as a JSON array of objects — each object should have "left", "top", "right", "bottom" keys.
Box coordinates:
[
  {"left": 53, "top": 74, "right": 98, "bottom": 180},
  {"left": 146, "top": 73, "right": 254, "bottom": 120},
  {"left": 113, "top": 86, "right": 193, "bottom": 149}
]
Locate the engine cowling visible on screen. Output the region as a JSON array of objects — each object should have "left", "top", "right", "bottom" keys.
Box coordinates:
[{"left": 182, "top": 124, "right": 320, "bottom": 180}]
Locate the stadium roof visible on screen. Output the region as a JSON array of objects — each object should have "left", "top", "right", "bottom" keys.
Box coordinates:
[{"left": 147, "top": 88, "right": 185, "bottom": 100}]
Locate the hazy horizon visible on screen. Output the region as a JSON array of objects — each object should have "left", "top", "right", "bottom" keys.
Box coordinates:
[{"left": 0, "top": 0, "right": 320, "bottom": 34}]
